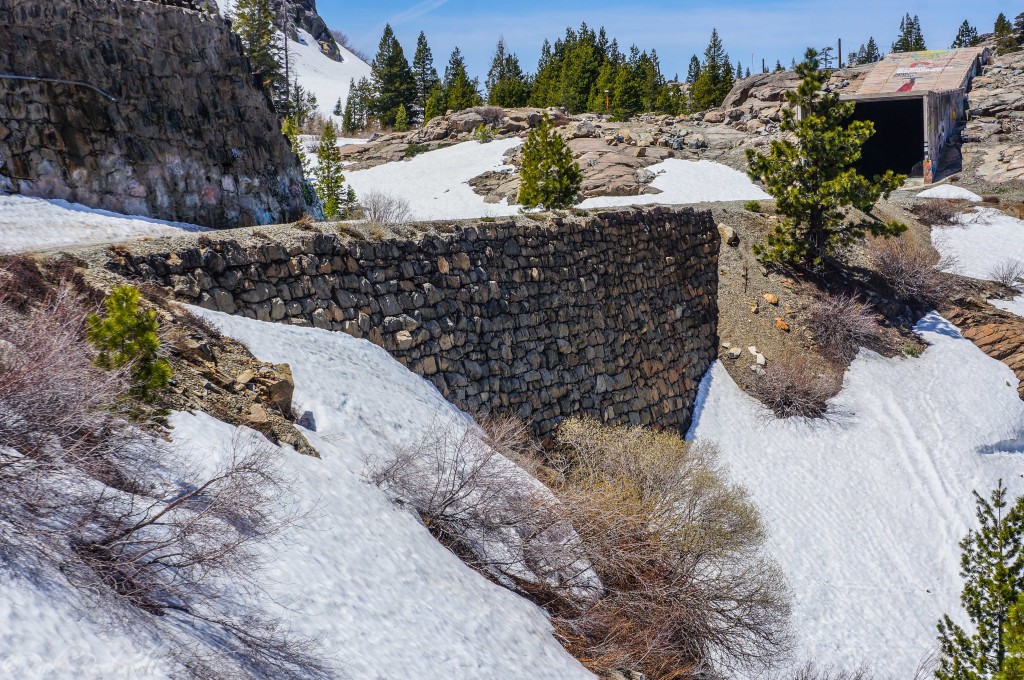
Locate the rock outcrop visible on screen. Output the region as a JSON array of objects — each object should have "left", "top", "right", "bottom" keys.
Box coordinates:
[{"left": 962, "top": 50, "right": 1024, "bottom": 185}]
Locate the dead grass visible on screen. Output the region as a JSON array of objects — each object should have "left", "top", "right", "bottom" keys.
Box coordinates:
[
  {"left": 912, "top": 199, "right": 966, "bottom": 227},
  {"left": 750, "top": 357, "right": 841, "bottom": 419},
  {"left": 870, "top": 237, "right": 958, "bottom": 309},
  {"left": 806, "top": 293, "right": 883, "bottom": 362}
]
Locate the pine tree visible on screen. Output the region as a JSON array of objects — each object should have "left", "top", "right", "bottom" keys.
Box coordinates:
[
  {"left": 689, "top": 28, "right": 732, "bottom": 111},
  {"left": 486, "top": 38, "right": 531, "bottom": 108},
  {"left": 893, "top": 13, "right": 926, "bottom": 53},
  {"left": 996, "top": 14, "right": 1018, "bottom": 55},
  {"left": 517, "top": 113, "right": 583, "bottom": 209},
  {"left": 412, "top": 32, "right": 440, "bottom": 116},
  {"left": 865, "top": 37, "right": 882, "bottom": 63},
  {"left": 423, "top": 82, "right": 446, "bottom": 121},
  {"left": 937, "top": 481, "right": 1024, "bottom": 679},
  {"left": 394, "top": 104, "right": 409, "bottom": 132},
  {"left": 442, "top": 48, "right": 483, "bottom": 112},
  {"left": 281, "top": 115, "right": 308, "bottom": 175},
  {"left": 774, "top": 60, "right": 783, "bottom": 73},
  {"left": 1016, "top": 13, "right": 1024, "bottom": 42},
  {"left": 746, "top": 48, "right": 906, "bottom": 269},
  {"left": 611, "top": 58, "right": 644, "bottom": 121},
  {"left": 369, "top": 24, "right": 416, "bottom": 128},
  {"left": 735, "top": 60, "right": 744, "bottom": 79},
  {"left": 952, "top": 20, "right": 980, "bottom": 48},
  {"left": 231, "top": 0, "right": 283, "bottom": 105},
  {"left": 686, "top": 55, "right": 701, "bottom": 84},
  {"left": 999, "top": 597, "right": 1024, "bottom": 680},
  {"left": 333, "top": 97, "right": 343, "bottom": 117},
  {"left": 86, "top": 286, "right": 171, "bottom": 402},
  {"left": 314, "top": 120, "right": 348, "bottom": 220}
]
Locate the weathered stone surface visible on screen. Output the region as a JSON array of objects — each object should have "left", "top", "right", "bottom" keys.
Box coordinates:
[
  {"left": 0, "top": 0, "right": 306, "bottom": 228},
  {"left": 115, "top": 207, "right": 721, "bottom": 436}
]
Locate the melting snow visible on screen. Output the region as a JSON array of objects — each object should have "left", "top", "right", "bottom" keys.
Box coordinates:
[
  {"left": 933, "top": 208, "right": 1024, "bottom": 280},
  {"left": 917, "top": 185, "right": 982, "bottom": 202},
  {"left": 579, "top": 158, "right": 769, "bottom": 208}
]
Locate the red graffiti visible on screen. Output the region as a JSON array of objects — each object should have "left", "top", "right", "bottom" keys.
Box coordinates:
[{"left": 897, "top": 78, "right": 916, "bottom": 92}]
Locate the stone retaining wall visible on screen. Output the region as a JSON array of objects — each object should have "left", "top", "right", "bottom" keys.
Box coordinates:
[
  {"left": 114, "top": 208, "right": 719, "bottom": 436},
  {"left": 0, "top": 0, "right": 306, "bottom": 227}
]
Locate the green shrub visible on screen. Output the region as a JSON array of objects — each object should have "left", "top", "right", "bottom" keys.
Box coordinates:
[
  {"left": 87, "top": 286, "right": 171, "bottom": 401},
  {"left": 404, "top": 143, "right": 430, "bottom": 158},
  {"left": 744, "top": 200, "right": 762, "bottom": 213},
  {"left": 473, "top": 123, "right": 494, "bottom": 144},
  {"left": 517, "top": 113, "right": 583, "bottom": 210}
]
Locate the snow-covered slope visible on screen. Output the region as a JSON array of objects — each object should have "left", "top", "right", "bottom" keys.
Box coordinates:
[
  {"left": 579, "top": 159, "right": 769, "bottom": 208},
  {"left": 288, "top": 28, "right": 371, "bottom": 119},
  {"left": 933, "top": 208, "right": 1024, "bottom": 280},
  {"left": 173, "top": 311, "right": 594, "bottom": 680},
  {"left": 0, "top": 194, "right": 206, "bottom": 254},
  {"left": 689, "top": 314, "right": 1024, "bottom": 674}
]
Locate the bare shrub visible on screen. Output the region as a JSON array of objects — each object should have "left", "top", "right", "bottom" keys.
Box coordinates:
[
  {"left": 989, "top": 259, "right": 1024, "bottom": 288},
  {"left": 0, "top": 254, "right": 51, "bottom": 312},
  {"left": 468, "top": 106, "right": 505, "bottom": 126},
  {"left": 912, "top": 199, "right": 966, "bottom": 226},
  {"left": 360, "top": 190, "right": 412, "bottom": 226},
  {"left": 806, "top": 293, "right": 883, "bottom": 362},
  {"left": 982, "top": 195, "right": 1002, "bottom": 205},
  {"left": 788, "top": 663, "right": 876, "bottom": 680},
  {"left": 546, "top": 418, "right": 793, "bottom": 677},
  {"left": 870, "top": 237, "right": 958, "bottom": 308},
  {"left": 329, "top": 29, "right": 370, "bottom": 62},
  {"left": 750, "top": 357, "right": 840, "bottom": 419}
]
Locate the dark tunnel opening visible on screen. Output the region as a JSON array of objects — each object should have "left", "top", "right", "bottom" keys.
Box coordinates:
[{"left": 850, "top": 98, "right": 925, "bottom": 179}]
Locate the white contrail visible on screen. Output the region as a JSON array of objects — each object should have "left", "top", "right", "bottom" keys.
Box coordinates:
[{"left": 389, "top": 0, "right": 452, "bottom": 25}]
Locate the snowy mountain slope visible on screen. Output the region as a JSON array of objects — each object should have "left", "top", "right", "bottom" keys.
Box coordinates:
[
  {"left": 287, "top": 28, "right": 371, "bottom": 119},
  {"left": 689, "top": 314, "right": 1024, "bottom": 674},
  {"left": 0, "top": 194, "right": 207, "bottom": 254},
  {"left": 175, "top": 311, "right": 596, "bottom": 680}
]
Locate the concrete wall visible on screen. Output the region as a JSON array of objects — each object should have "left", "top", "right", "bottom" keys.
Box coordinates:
[
  {"left": 0, "top": 0, "right": 306, "bottom": 227},
  {"left": 113, "top": 208, "right": 720, "bottom": 436}
]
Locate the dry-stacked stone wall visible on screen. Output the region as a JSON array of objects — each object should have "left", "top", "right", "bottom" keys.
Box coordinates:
[
  {"left": 0, "top": 0, "right": 306, "bottom": 227},
  {"left": 115, "top": 208, "right": 719, "bottom": 435}
]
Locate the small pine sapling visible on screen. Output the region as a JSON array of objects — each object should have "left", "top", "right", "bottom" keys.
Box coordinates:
[
  {"left": 394, "top": 103, "right": 409, "bottom": 132},
  {"left": 746, "top": 48, "right": 906, "bottom": 270},
  {"left": 517, "top": 113, "right": 583, "bottom": 210},
  {"left": 86, "top": 285, "right": 171, "bottom": 401},
  {"left": 314, "top": 120, "right": 349, "bottom": 220}
]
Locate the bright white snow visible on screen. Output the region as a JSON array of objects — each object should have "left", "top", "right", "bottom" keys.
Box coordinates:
[
  {"left": 346, "top": 139, "right": 524, "bottom": 221},
  {"left": 579, "top": 159, "right": 770, "bottom": 208},
  {"left": 933, "top": 207, "right": 1024, "bottom": 280},
  {"left": 286, "top": 29, "right": 372, "bottom": 121},
  {"left": 689, "top": 314, "right": 1024, "bottom": 674},
  {"left": 0, "top": 194, "right": 206, "bottom": 254},
  {"left": 174, "top": 311, "right": 595, "bottom": 680},
  {"left": 917, "top": 185, "right": 983, "bottom": 202}
]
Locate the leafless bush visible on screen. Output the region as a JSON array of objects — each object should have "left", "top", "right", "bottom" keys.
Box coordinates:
[
  {"left": 750, "top": 357, "right": 840, "bottom": 419},
  {"left": 989, "top": 259, "right": 1024, "bottom": 288},
  {"left": 468, "top": 106, "right": 505, "bottom": 126},
  {"left": 870, "top": 238, "right": 958, "bottom": 308},
  {"left": 0, "top": 278, "right": 330, "bottom": 678},
  {"left": 360, "top": 191, "right": 412, "bottom": 226},
  {"left": 806, "top": 294, "right": 883, "bottom": 362},
  {"left": 545, "top": 417, "right": 792, "bottom": 678},
  {"left": 788, "top": 663, "right": 876, "bottom": 680},
  {"left": 329, "top": 29, "right": 370, "bottom": 62},
  {"left": 912, "top": 199, "right": 966, "bottom": 226}
]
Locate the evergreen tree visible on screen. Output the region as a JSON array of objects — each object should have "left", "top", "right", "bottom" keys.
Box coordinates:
[
  {"left": 952, "top": 20, "right": 980, "bottom": 48},
  {"left": 774, "top": 60, "right": 783, "bottom": 73},
  {"left": 893, "top": 13, "right": 926, "bottom": 53},
  {"left": 998, "top": 597, "right": 1024, "bottom": 680},
  {"left": 442, "top": 48, "right": 483, "bottom": 112},
  {"left": 686, "top": 54, "right": 702, "bottom": 84},
  {"left": 486, "top": 38, "right": 531, "bottom": 107},
  {"left": 369, "top": 24, "right": 416, "bottom": 128},
  {"left": 86, "top": 286, "right": 171, "bottom": 402},
  {"left": 937, "top": 481, "right": 1024, "bottom": 679},
  {"left": 611, "top": 57, "right": 644, "bottom": 120},
  {"left": 819, "top": 46, "right": 835, "bottom": 69},
  {"left": 517, "top": 113, "right": 583, "bottom": 209},
  {"left": 342, "top": 95, "right": 357, "bottom": 134},
  {"left": 412, "top": 32, "right": 440, "bottom": 115},
  {"left": 342, "top": 77, "right": 372, "bottom": 133},
  {"left": 314, "top": 120, "right": 348, "bottom": 220},
  {"left": 865, "top": 37, "right": 882, "bottom": 62},
  {"left": 231, "top": 0, "right": 284, "bottom": 105},
  {"left": 995, "top": 14, "right": 1018, "bottom": 55},
  {"left": 423, "top": 82, "right": 446, "bottom": 121},
  {"left": 333, "top": 97, "right": 343, "bottom": 117},
  {"left": 736, "top": 60, "right": 744, "bottom": 79},
  {"left": 281, "top": 115, "right": 308, "bottom": 175},
  {"left": 394, "top": 104, "right": 409, "bottom": 132},
  {"left": 1016, "top": 13, "right": 1024, "bottom": 42},
  {"left": 689, "top": 28, "right": 733, "bottom": 111},
  {"left": 746, "top": 48, "right": 906, "bottom": 269}
]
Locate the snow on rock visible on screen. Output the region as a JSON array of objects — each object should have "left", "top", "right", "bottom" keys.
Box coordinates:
[
  {"left": 178, "top": 310, "right": 595, "bottom": 680},
  {"left": 992, "top": 295, "right": 1024, "bottom": 317},
  {"left": 933, "top": 208, "right": 1024, "bottom": 280},
  {"left": 0, "top": 194, "right": 207, "bottom": 254},
  {"left": 579, "top": 159, "right": 770, "bottom": 209},
  {"left": 689, "top": 313, "right": 1024, "bottom": 674},
  {"left": 917, "top": 185, "right": 983, "bottom": 202},
  {"left": 345, "top": 139, "right": 524, "bottom": 221},
  {"left": 287, "top": 28, "right": 372, "bottom": 120}
]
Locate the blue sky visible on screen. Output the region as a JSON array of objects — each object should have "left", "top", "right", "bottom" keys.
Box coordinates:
[{"left": 319, "top": 1, "right": 1021, "bottom": 79}]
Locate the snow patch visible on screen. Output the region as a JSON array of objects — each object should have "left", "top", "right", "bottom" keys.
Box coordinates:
[
  {"left": 287, "top": 29, "right": 372, "bottom": 121},
  {"left": 0, "top": 194, "right": 206, "bottom": 254},
  {"left": 689, "top": 313, "right": 1024, "bottom": 674},
  {"left": 579, "top": 159, "right": 770, "bottom": 208},
  {"left": 933, "top": 208, "right": 1024, "bottom": 280},
  {"left": 917, "top": 185, "right": 982, "bottom": 202}
]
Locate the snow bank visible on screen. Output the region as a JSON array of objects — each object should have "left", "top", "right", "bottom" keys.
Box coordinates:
[
  {"left": 579, "top": 159, "right": 769, "bottom": 208},
  {"left": 689, "top": 313, "right": 1024, "bottom": 674},
  {"left": 933, "top": 208, "right": 1024, "bottom": 280},
  {"left": 287, "top": 29, "right": 372, "bottom": 121},
  {"left": 176, "top": 310, "right": 595, "bottom": 680},
  {"left": 917, "top": 185, "right": 982, "bottom": 202},
  {"left": 0, "top": 194, "right": 206, "bottom": 254},
  {"left": 345, "top": 139, "right": 524, "bottom": 221}
]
